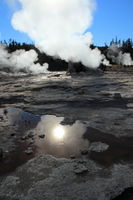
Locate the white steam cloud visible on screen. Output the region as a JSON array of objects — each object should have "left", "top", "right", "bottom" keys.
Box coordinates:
[
  {"left": 118, "top": 52, "right": 133, "bottom": 66},
  {"left": 12, "top": 0, "right": 103, "bottom": 69},
  {"left": 0, "top": 44, "right": 48, "bottom": 74},
  {"left": 107, "top": 44, "right": 133, "bottom": 66}
]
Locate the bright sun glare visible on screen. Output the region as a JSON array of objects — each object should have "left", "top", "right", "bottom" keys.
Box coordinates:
[{"left": 53, "top": 126, "right": 65, "bottom": 140}]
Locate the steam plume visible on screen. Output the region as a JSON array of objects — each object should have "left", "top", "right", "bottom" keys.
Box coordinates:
[
  {"left": 12, "top": 0, "right": 103, "bottom": 69},
  {"left": 107, "top": 44, "right": 133, "bottom": 66},
  {"left": 0, "top": 44, "right": 48, "bottom": 74}
]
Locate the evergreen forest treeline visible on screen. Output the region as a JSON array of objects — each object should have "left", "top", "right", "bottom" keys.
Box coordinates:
[{"left": 1, "top": 37, "right": 133, "bottom": 71}]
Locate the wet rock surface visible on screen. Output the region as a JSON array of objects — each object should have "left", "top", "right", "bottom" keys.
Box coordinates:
[
  {"left": 113, "top": 187, "right": 133, "bottom": 200},
  {"left": 0, "top": 148, "right": 3, "bottom": 159},
  {"left": 0, "top": 70, "right": 133, "bottom": 199},
  {"left": 88, "top": 142, "right": 109, "bottom": 152}
]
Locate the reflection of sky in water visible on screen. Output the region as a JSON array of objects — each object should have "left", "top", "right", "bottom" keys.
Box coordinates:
[
  {"left": 0, "top": 107, "right": 89, "bottom": 158},
  {"left": 34, "top": 115, "right": 89, "bottom": 158},
  {"left": 1, "top": 107, "right": 133, "bottom": 166},
  {"left": 1, "top": 107, "right": 40, "bottom": 130}
]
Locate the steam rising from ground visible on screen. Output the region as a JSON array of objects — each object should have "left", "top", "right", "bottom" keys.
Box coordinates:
[
  {"left": 12, "top": 0, "right": 103, "bottom": 69},
  {"left": 0, "top": 44, "right": 48, "bottom": 74},
  {"left": 107, "top": 44, "right": 133, "bottom": 66}
]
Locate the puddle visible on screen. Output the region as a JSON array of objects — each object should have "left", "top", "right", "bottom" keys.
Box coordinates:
[
  {"left": 0, "top": 141, "right": 35, "bottom": 176},
  {"left": 33, "top": 115, "right": 89, "bottom": 158},
  {"left": 0, "top": 107, "right": 40, "bottom": 129},
  {"left": 1, "top": 107, "right": 133, "bottom": 175}
]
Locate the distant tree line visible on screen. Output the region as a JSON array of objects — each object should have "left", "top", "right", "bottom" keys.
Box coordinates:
[
  {"left": 1, "top": 37, "right": 133, "bottom": 71},
  {"left": 110, "top": 37, "right": 133, "bottom": 56},
  {"left": 99, "top": 37, "right": 133, "bottom": 58},
  {"left": 1, "top": 39, "right": 69, "bottom": 71}
]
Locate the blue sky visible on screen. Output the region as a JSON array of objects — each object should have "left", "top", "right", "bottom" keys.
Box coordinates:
[
  {"left": 90, "top": 0, "right": 133, "bottom": 45},
  {"left": 0, "top": 0, "right": 32, "bottom": 43},
  {"left": 0, "top": 0, "right": 132, "bottom": 46}
]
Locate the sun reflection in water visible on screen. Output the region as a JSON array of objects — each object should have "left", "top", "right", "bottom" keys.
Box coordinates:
[{"left": 53, "top": 126, "right": 65, "bottom": 140}]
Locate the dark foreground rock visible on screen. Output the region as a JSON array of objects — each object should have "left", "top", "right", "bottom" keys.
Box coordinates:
[
  {"left": 0, "top": 155, "right": 133, "bottom": 200},
  {"left": 0, "top": 148, "right": 3, "bottom": 159},
  {"left": 113, "top": 187, "right": 133, "bottom": 200},
  {"left": 0, "top": 70, "right": 133, "bottom": 199}
]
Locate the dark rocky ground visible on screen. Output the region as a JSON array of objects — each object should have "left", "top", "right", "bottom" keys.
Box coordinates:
[{"left": 0, "top": 69, "right": 133, "bottom": 200}]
